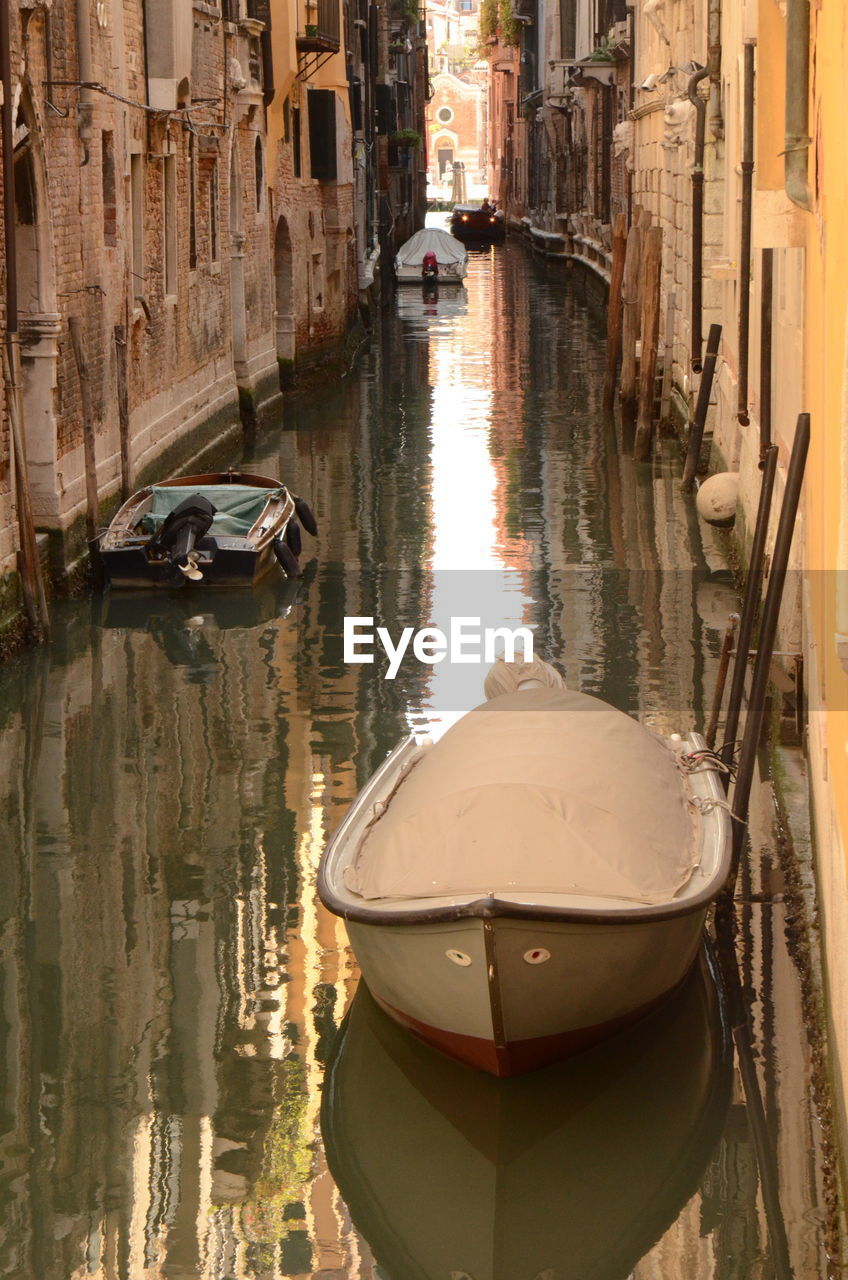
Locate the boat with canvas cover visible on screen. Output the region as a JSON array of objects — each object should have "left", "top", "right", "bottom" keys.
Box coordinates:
[
  {"left": 318, "top": 658, "right": 732, "bottom": 1076},
  {"left": 97, "top": 470, "right": 317, "bottom": 588},
  {"left": 395, "top": 228, "right": 468, "bottom": 284}
]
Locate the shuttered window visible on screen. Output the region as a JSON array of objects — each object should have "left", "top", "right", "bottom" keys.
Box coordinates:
[{"left": 308, "top": 89, "right": 338, "bottom": 181}]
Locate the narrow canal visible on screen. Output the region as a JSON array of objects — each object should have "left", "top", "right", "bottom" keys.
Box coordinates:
[{"left": 0, "top": 239, "right": 836, "bottom": 1278}]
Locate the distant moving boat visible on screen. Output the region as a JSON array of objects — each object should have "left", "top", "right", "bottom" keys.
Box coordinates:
[
  {"left": 395, "top": 228, "right": 468, "bottom": 284},
  {"left": 318, "top": 658, "right": 732, "bottom": 1076},
  {"left": 450, "top": 202, "right": 506, "bottom": 243},
  {"left": 98, "top": 471, "right": 317, "bottom": 588},
  {"left": 322, "top": 956, "right": 731, "bottom": 1280}
]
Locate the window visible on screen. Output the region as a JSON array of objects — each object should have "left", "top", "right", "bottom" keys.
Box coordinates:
[
  {"left": 436, "top": 105, "right": 454, "bottom": 124},
  {"left": 311, "top": 252, "right": 324, "bottom": 311},
  {"left": 163, "top": 153, "right": 177, "bottom": 294},
  {"left": 188, "top": 133, "right": 197, "bottom": 269},
  {"left": 130, "top": 152, "right": 144, "bottom": 293},
  {"left": 102, "top": 131, "right": 117, "bottom": 246},
  {"left": 292, "top": 107, "right": 302, "bottom": 178},
  {"left": 254, "top": 135, "right": 264, "bottom": 211},
  {"left": 209, "top": 162, "right": 219, "bottom": 262},
  {"left": 308, "top": 89, "right": 337, "bottom": 181}
]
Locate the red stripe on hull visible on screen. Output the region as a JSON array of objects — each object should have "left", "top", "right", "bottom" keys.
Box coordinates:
[{"left": 372, "top": 988, "right": 680, "bottom": 1077}]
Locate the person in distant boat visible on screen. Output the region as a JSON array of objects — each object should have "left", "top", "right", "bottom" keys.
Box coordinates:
[
  {"left": 421, "top": 250, "right": 439, "bottom": 281},
  {"left": 481, "top": 197, "right": 492, "bottom": 212}
]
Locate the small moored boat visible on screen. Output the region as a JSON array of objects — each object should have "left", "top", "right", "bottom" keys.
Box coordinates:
[
  {"left": 395, "top": 228, "right": 468, "bottom": 284},
  {"left": 318, "top": 658, "right": 732, "bottom": 1076},
  {"left": 450, "top": 202, "right": 506, "bottom": 243},
  {"left": 98, "top": 471, "right": 317, "bottom": 588}
]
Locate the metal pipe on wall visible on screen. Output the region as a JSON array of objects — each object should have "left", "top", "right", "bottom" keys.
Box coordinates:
[
  {"left": 76, "top": 0, "right": 94, "bottom": 162},
  {"left": 785, "top": 0, "right": 811, "bottom": 210},
  {"left": 759, "top": 248, "right": 773, "bottom": 454},
  {"left": 688, "top": 65, "right": 708, "bottom": 371},
  {"left": 737, "top": 41, "right": 755, "bottom": 425},
  {"left": 707, "top": 0, "right": 723, "bottom": 139}
]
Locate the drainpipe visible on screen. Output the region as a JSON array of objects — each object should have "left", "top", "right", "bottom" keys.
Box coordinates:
[
  {"left": 784, "top": 0, "right": 811, "bottom": 210},
  {"left": 759, "top": 247, "right": 773, "bottom": 455},
  {"left": 707, "top": 0, "right": 723, "bottom": 139},
  {"left": 76, "top": 0, "right": 94, "bottom": 163},
  {"left": 737, "top": 40, "right": 755, "bottom": 425},
  {"left": 688, "top": 65, "right": 708, "bottom": 371}
]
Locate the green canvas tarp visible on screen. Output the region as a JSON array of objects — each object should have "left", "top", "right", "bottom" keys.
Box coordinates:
[{"left": 141, "top": 485, "right": 282, "bottom": 538}]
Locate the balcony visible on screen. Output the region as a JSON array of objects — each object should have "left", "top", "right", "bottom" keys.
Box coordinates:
[{"left": 297, "top": 0, "right": 340, "bottom": 77}]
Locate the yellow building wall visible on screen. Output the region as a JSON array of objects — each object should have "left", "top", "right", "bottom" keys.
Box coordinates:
[
  {"left": 267, "top": 0, "right": 351, "bottom": 155},
  {"left": 801, "top": 0, "right": 848, "bottom": 1142}
]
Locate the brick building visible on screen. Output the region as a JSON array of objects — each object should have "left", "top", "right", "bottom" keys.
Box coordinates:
[
  {"left": 427, "top": 69, "right": 486, "bottom": 186},
  {"left": 0, "top": 0, "right": 428, "bottom": 639}
]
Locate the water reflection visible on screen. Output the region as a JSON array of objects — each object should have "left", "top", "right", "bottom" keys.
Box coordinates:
[
  {"left": 0, "top": 243, "right": 831, "bottom": 1278},
  {"left": 322, "top": 955, "right": 731, "bottom": 1280}
]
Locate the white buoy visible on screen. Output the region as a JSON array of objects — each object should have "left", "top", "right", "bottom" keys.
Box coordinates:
[{"left": 696, "top": 471, "right": 739, "bottom": 527}]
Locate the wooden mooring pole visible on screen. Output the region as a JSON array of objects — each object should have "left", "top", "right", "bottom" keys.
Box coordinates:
[
  {"left": 619, "top": 208, "right": 644, "bottom": 420},
  {"left": 682, "top": 323, "right": 722, "bottom": 491},
  {"left": 603, "top": 213, "right": 628, "bottom": 409},
  {"left": 725, "top": 415, "right": 810, "bottom": 893},
  {"left": 718, "top": 444, "right": 779, "bottom": 781},
  {"left": 634, "top": 226, "right": 663, "bottom": 460}
]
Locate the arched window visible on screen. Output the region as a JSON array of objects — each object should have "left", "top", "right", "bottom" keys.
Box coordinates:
[{"left": 255, "top": 136, "right": 264, "bottom": 212}]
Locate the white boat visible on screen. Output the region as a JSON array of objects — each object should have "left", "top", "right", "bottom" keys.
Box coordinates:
[
  {"left": 394, "top": 227, "right": 468, "bottom": 284},
  {"left": 318, "top": 659, "right": 732, "bottom": 1077}
]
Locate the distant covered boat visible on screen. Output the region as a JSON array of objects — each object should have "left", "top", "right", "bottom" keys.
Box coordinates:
[
  {"left": 395, "top": 228, "right": 468, "bottom": 284},
  {"left": 319, "top": 659, "right": 732, "bottom": 1076},
  {"left": 98, "top": 471, "right": 317, "bottom": 588},
  {"left": 450, "top": 203, "right": 506, "bottom": 242}
]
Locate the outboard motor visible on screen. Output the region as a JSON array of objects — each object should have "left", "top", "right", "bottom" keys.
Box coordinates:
[{"left": 147, "top": 494, "right": 216, "bottom": 581}]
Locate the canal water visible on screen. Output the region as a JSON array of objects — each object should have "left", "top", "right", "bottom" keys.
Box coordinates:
[{"left": 0, "top": 241, "right": 837, "bottom": 1278}]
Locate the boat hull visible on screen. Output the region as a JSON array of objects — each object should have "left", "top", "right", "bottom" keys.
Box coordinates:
[
  {"left": 395, "top": 265, "right": 467, "bottom": 284},
  {"left": 450, "top": 210, "right": 506, "bottom": 243},
  {"left": 348, "top": 908, "right": 707, "bottom": 1076},
  {"left": 99, "top": 537, "right": 277, "bottom": 589}
]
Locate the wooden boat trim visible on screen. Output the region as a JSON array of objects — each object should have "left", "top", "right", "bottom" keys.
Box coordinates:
[{"left": 317, "top": 731, "right": 732, "bottom": 928}]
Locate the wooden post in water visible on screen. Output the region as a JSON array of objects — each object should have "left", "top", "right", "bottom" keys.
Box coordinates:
[
  {"left": 619, "top": 208, "right": 645, "bottom": 419},
  {"left": 114, "top": 324, "right": 131, "bottom": 500},
  {"left": 603, "top": 213, "right": 628, "bottom": 409},
  {"left": 634, "top": 226, "right": 663, "bottom": 460},
  {"left": 69, "top": 316, "right": 100, "bottom": 543}
]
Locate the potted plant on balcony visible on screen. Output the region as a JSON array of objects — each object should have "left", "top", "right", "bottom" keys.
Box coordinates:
[
  {"left": 305, "top": 22, "right": 319, "bottom": 37},
  {"left": 388, "top": 127, "right": 421, "bottom": 166}
]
